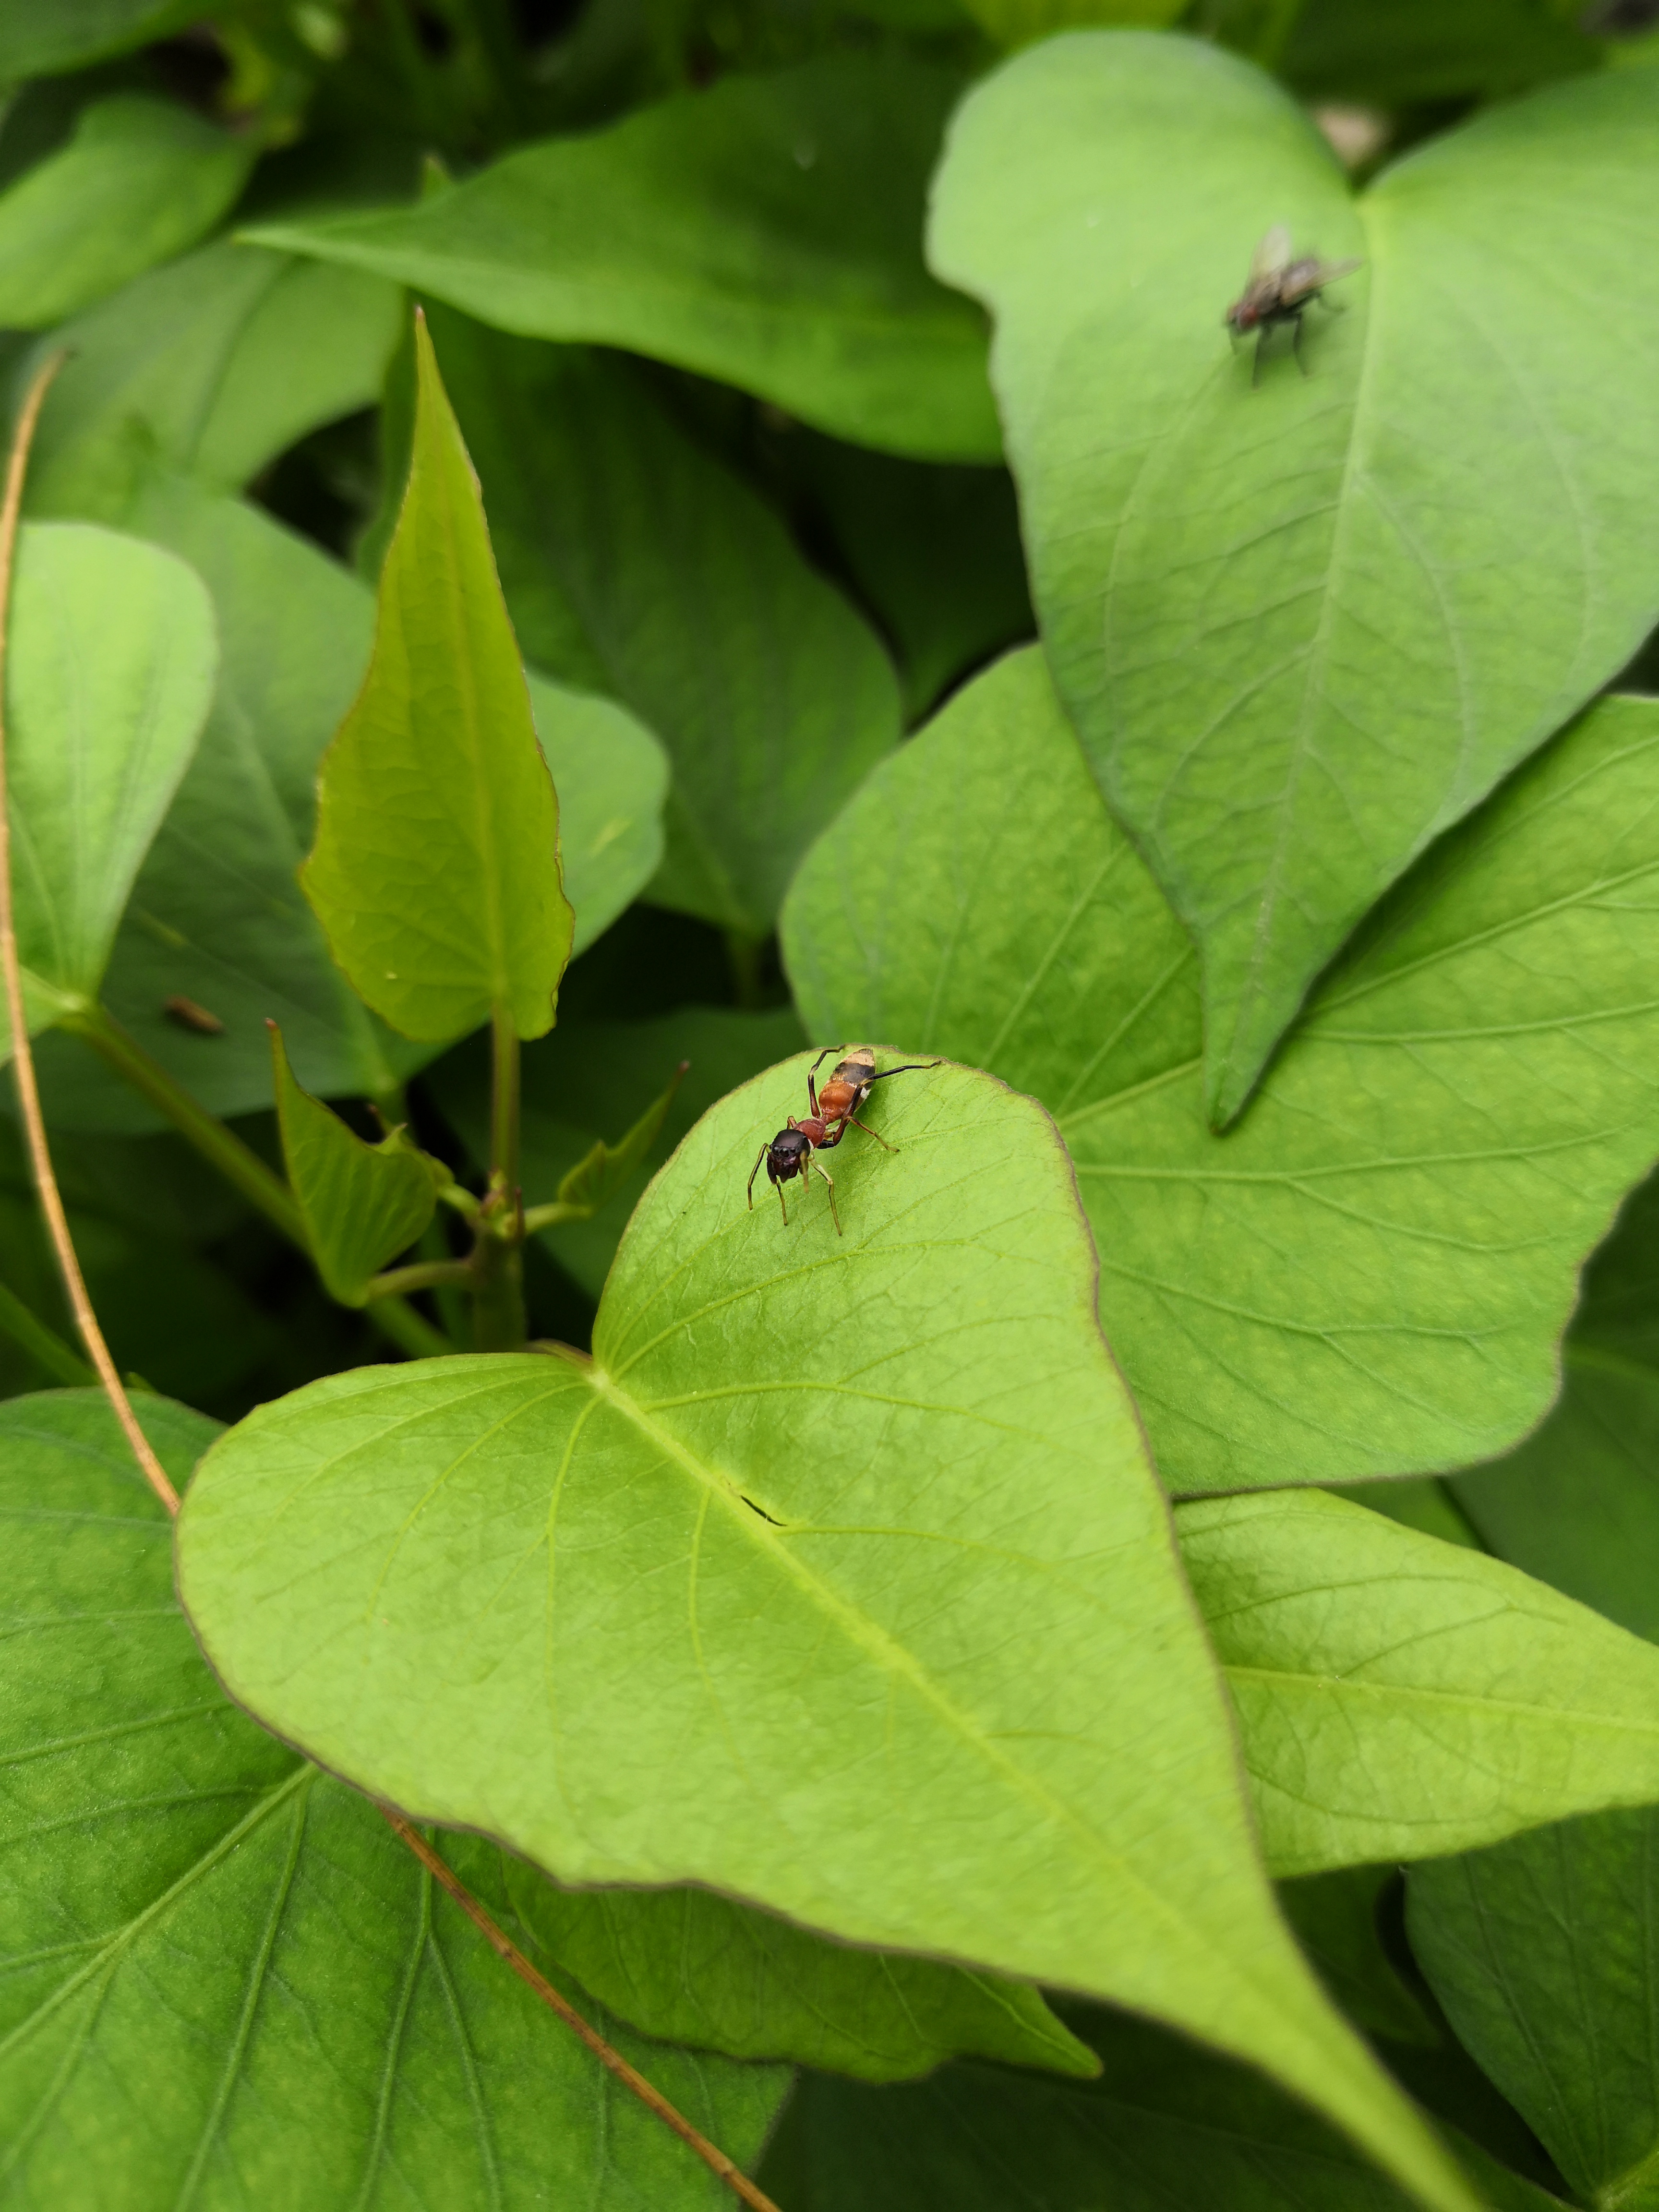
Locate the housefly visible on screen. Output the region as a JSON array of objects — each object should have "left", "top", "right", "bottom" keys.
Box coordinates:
[{"left": 1225, "top": 226, "right": 1361, "bottom": 383}]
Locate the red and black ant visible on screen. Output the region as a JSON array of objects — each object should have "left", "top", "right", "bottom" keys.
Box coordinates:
[{"left": 746, "top": 1046, "right": 941, "bottom": 1234}]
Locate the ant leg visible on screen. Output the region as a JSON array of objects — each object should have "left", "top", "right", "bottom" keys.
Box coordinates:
[
  {"left": 812, "top": 1159, "right": 842, "bottom": 1237},
  {"left": 845, "top": 1111, "right": 897, "bottom": 1153},
  {"left": 776, "top": 1178, "right": 789, "bottom": 1227},
  {"left": 746, "top": 1145, "right": 768, "bottom": 1210},
  {"left": 806, "top": 1046, "right": 834, "bottom": 1118}
]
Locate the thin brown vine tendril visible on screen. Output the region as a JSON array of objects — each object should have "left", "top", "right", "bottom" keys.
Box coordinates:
[
  {"left": 0, "top": 358, "right": 783, "bottom": 2212},
  {"left": 0, "top": 352, "right": 179, "bottom": 1516},
  {"left": 382, "top": 1813, "right": 785, "bottom": 2212}
]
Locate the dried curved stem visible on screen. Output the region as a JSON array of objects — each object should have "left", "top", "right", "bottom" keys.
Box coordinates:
[
  {"left": 0, "top": 354, "right": 179, "bottom": 1515},
  {"left": 0, "top": 356, "right": 781, "bottom": 2212}
]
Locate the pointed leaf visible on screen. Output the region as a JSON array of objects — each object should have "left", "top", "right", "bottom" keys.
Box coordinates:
[
  {"left": 302, "top": 315, "right": 574, "bottom": 1044},
  {"left": 764, "top": 2003, "right": 1562, "bottom": 2212},
  {"left": 396, "top": 316, "right": 901, "bottom": 938},
  {"left": 270, "top": 1023, "right": 447, "bottom": 1304},
  {"left": 548, "top": 1059, "right": 687, "bottom": 1219},
  {"left": 178, "top": 1058, "right": 1477, "bottom": 2212},
  {"left": 35, "top": 478, "right": 667, "bottom": 1131},
  {"left": 929, "top": 39, "right": 1659, "bottom": 1120},
  {"left": 1181, "top": 1489, "right": 1659, "bottom": 1876},
  {"left": 0, "top": 1391, "right": 786, "bottom": 2207},
  {"left": 505, "top": 1877, "right": 1099, "bottom": 2082},
  {"left": 242, "top": 56, "right": 999, "bottom": 462},
  {"left": 1408, "top": 1808, "right": 1659, "bottom": 2211},
  {"left": 783, "top": 650, "right": 1659, "bottom": 1491},
  {"left": 21, "top": 239, "right": 402, "bottom": 524},
  {"left": 0, "top": 96, "right": 253, "bottom": 329},
  {"left": 1, "top": 521, "right": 215, "bottom": 1058}
]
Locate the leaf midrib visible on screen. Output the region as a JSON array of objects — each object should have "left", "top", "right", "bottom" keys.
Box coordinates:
[{"left": 1225, "top": 1663, "right": 1659, "bottom": 1736}]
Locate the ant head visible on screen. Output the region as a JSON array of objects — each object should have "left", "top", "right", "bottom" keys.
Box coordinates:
[{"left": 767, "top": 1127, "right": 810, "bottom": 1182}]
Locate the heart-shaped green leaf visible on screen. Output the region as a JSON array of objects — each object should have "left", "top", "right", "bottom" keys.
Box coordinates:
[
  {"left": 1409, "top": 1808, "right": 1659, "bottom": 2211},
  {"left": 1183, "top": 1489, "right": 1659, "bottom": 1876},
  {"left": 303, "top": 314, "right": 573, "bottom": 1045},
  {"left": 0, "top": 1391, "right": 787, "bottom": 2209},
  {"left": 22, "top": 239, "right": 402, "bottom": 524},
  {"left": 405, "top": 313, "right": 900, "bottom": 939},
  {"left": 505, "top": 1878, "right": 1098, "bottom": 2082},
  {"left": 783, "top": 649, "right": 1659, "bottom": 1491},
  {"left": 242, "top": 56, "right": 999, "bottom": 462},
  {"left": 270, "top": 1023, "right": 449, "bottom": 1305},
  {"left": 0, "top": 95, "right": 253, "bottom": 328},
  {"left": 176, "top": 1057, "right": 1477, "bottom": 2211},
  {"left": 2, "top": 521, "right": 216, "bottom": 1058},
  {"left": 929, "top": 38, "right": 1659, "bottom": 1122}
]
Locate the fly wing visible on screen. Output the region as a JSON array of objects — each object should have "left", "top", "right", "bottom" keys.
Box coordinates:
[
  {"left": 1249, "top": 224, "right": 1293, "bottom": 282},
  {"left": 1311, "top": 254, "right": 1362, "bottom": 285}
]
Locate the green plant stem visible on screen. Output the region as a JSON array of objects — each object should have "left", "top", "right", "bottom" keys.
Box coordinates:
[
  {"left": 724, "top": 930, "right": 767, "bottom": 1011},
  {"left": 365, "top": 1293, "right": 455, "bottom": 1359},
  {"left": 473, "top": 1004, "right": 527, "bottom": 1352},
  {"left": 519, "top": 1199, "right": 592, "bottom": 1236},
  {"left": 65, "top": 999, "right": 455, "bottom": 1360},
  {"left": 366, "top": 1257, "right": 476, "bottom": 1301},
  {"left": 64, "top": 1001, "right": 306, "bottom": 1245},
  {"left": 0, "top": 1277, "right": 95, "bottom": 1384}
]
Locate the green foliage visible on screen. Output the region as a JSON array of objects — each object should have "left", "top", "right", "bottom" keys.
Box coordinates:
[
  {"left": 245, "top": 58, "right": 1001, "bottom": 461},
  {"left": 1409, "top": 1809, "right": 1659, "bottom": 2208},
  {"left": 0, "top": 95, "right": 252, "bottom": 328},
  {"left": 0, "top": 1391, "right": 787, "bottom": 2207},
  {"left": 785, "top": 650, "right": 1659, "bottom": 1493},
  {"left": 302, "top": 315, "right": 573, "bottom": 1044},
  {"left": 271, "top": 1023, "right": 448, "bottom": 1304},
  {"left": 1, "top": 521, "right": 215, "bottom": 1050},
  {"left": 7, "top": 7, "right": 1659, "bottom": 2202},
  {"left": 175, "top": 1058, "right": 1474, "bottom": 2210},
  {"left": 1182, "top": 1489, "right": 1659, "bottom": 1875},
  {"left": 930, "top": 38, "right": 1659, "bottom": 1120}
]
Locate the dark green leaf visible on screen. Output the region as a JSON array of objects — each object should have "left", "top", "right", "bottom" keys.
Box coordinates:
[
  {"left": 1180, "top": 1489, "right": 1659, "bottom": 1875},
  {"left": 1409, "top": 1808, "right": 1659, "bottom": 2210},
  {"left": 271, "top": 1022, "right": 448, "bottom": 1305},
  {"left": 783, "top": 649, "right": 1659, "bottom": 1491},
  {"left": 0, "top": 1390, "right": 787, "bottom": 2206},
  {"left": 1282, "top": 0, "right": 1598, "bottom": 103},
  {"left": 243, "top": 57, "right": 999, "bottom": 461},
  {"left": 505, "top": 1877, "right": 1100, "bottom": 2081},
  {"left": 0, "top": 0, "right": 196, "bottom": 78},
  {"left": 1454, "top": 1170, "right": 1659, "bottom": 1643},
  {"left": 1279, "top": 1868, "right": 1437, "bottom": 2048},
  {"left": 2, "top": 521, "right": 216, "bottom": 1057},
  {"left": 21, "top": 240, "right": 402, "bottom": 523},
  {"left": 302, "top": 313, "right": 573, "bottom": 1044},
  {"left": 544, "top": 1059, "right": 687, "bottom": 1220},
  {"left": 177, "top": 1058, "right": 1477, "bottom": 2209},
  {"left": 410, "top": 315, "right": 901, "bottom": 937},
  {"left": 0, "top": 96, "right": 253, "bottom": 328},
  {"left": 961, "top": 0, "right": 1187, "bottom": 46},
  {"left": 427, "top": 1006, "right": 809, "bottom": 1298},
  {"left": 930, "top": 40, "right": 1659, "bottom": 1121},
  {"left": 759, "top": 2002, "right": 1563, "bottom": 2211}
]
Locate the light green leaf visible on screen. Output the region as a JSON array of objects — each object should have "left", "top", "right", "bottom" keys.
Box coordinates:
[
  {"left": 242, "top": 56, "right": 998, "bottom": 462},
  {"left": 33, "top": 477, "right": 667, "bottom": 1132},
  {"left": 1453, "top": 1169, "right": 1659, "bottom": 1644},
  {"left": 505, "top": 1877, "right": 1099, "bottom": 2081},
  {"left": 20, "top": 239, "right": 402, "bottom": 523},
  {"left": 426, "top": 1007, "right": 809, "bottom": 1300},
  {"left": 271, "top": 1022, "right": 447, "bottom": 1305},
  {"left": 783, "top": 649, "right": 1659, "bottom": 1491},
  {"left": 405, "top": 314, "right": 901, "bottom": 938},
  {"left": 303, "top": 314, "right": 573, "bottom": 1045},
  {"left": 0, "top": 0, "right": 196, "bottom": 78},
  {"left": 1180, "top": 1488, "right": 1659, "bottom": 1877},
  {"left": 177, "top": 1057, "right": 1477, "bottom": 2212},
  {"left": 761, "top": 2003, "right": 1562, "bottom": 2211},
  {"left": 1, "top": 521, "right": 215, "bottom": 1058},
  {"left": 0, "top": 1390, "right": 787, "bottom": 2208},
  {"left": 1409, "top": 1808, "right": 1659, "bottom": 2211},
  {"left": 928, "top": 40, "right": 1659, "bottom": 1122},
  {"left": 0, "top": 96, "right": 253, "bottom": 329}
]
